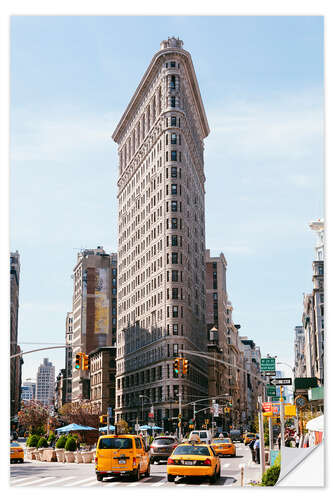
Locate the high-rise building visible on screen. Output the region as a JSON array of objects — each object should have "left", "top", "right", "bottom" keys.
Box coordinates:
[
  {"left": 10, "top": 251, "right": 23, "bottom": 418},
  {"left": 64, "top": 312, "right": 73, "bottom": 403},
  {"left": 21, "top": 379, "right": 36, "bottom": 402},
  {"left": 36, "top": 358, "right": 55, "bottom": 407},
  {"left": 239, "top": 337, "right": 264, "bottom": 428},
  {"left": 112, "top": 37, "right": 209, "bottom": 428},
  {"left": 89, "top": 346, "right": 116, "bottom": 414},
  {"left": 71, "top": 247, "right": 117, "bottom": 401}
]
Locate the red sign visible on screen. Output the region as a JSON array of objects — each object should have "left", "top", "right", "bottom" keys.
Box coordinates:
[{"left": 262, "top": 402, "right": 272, "bottom": 412}]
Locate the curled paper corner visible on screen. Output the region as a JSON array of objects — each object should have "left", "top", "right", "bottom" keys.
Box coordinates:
[{"left": 276, "top": 442, "right": 324, "bottom": 487}]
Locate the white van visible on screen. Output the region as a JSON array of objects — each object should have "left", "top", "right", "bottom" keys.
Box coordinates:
[{"left": 188, "top": 430, "right": 212, "bottom": 444}]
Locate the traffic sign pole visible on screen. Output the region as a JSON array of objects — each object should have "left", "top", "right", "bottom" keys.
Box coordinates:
[
  {"left": 268, "top": 396, "right": 273, "bottom": 453},
  {"left": 258, "top": 395, "right": 266, "bottom": 479},
  {"left": 280, "top": 386, "right": 285, "bottom": 447}
]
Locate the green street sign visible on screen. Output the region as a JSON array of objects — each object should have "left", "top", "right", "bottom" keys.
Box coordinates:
[
  {"left": 260, "top": 358, "right": 276, "bottom": 372},
  {"left": 271, "top": 396, "right": 286, "bottom": 401},
  {"left": 267, "top": 386, "right": 277, "bottom": 396}
]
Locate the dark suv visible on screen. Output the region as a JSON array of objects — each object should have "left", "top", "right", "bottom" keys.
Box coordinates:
[{"left": 149, "top": 436, "right": 178, "bottom": 464}]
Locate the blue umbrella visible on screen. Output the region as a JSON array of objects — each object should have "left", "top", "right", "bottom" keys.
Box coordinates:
[
  {"left": 55, "top": 423, "right": 97, "bottom": 434},
  {"left": 140, "top": 425, "right": 162, "bottom": 430}
]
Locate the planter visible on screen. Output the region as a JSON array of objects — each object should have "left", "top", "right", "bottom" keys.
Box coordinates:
[
  {"left": 81, "top": 451, "right": 93, "bottom": 464},
  {"left": 55, "top": 448, "right": 65, "bottom": 462},
  {"left": 74, "top": 451, "right": 83, "bottom": 463},
  {"left": 64, "top": 451, "right": 75, "bottom": 463},
  {"left": 42, "top": 449, "right": 57, "bottom": 462},
  {"left": 26, "top": 447, "right": 37, "bottom": 460}
]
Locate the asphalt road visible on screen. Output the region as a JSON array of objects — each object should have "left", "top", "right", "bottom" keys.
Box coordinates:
[{"left": 10, "top": 442, "right": 260, "bottom": 488}]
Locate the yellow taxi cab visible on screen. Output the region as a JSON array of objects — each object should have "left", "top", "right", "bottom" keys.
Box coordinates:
[
  {"left": 95, "top": 434, "right": 150, "bottom": 482},
  {"left": 211, "top": 438, "right": 236, "bottom": 457},
  {"left": 167, "top": 442, "right": 220, "bottom": 484},
  {"left": 244, "top": 432, "right": 257, "bottom": 445},
  {"left": 10, "top": 441, "right": 24, "bottom": 463}
]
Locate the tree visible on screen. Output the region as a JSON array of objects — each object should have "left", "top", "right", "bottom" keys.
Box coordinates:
[
  {"left": 17, "top": 401, "right": 49, "bottom": 435},
  {"left": 58, "top": 400, "right": 100, "bottom": 428}
]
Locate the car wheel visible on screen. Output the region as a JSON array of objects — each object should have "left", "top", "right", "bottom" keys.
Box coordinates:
[
  {"left": 132, "top": 467, "right": 140, "bottom": 482},
  {"left": 20, "top": 459, "right": 24, "bottom": 463},
  {"left": 167, "top": 474, "right": 175, "bottom": 482},
  {"left": 145, "top": 462, "right": 150, "bottom": 477},
  {"left": 209, "top": 469, "right": 217, "bottom": 484},
  {"left": 96, "top": 474, "right": 103, "bottom": 482}
]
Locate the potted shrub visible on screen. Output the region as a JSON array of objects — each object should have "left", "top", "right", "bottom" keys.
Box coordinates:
[
  {"left": 26, "top": 434, "right": 39, "bottom": 460},
  {"left": 81, "top": 447, "right": 94, "bottom": 464},
  {"left": 35, "top": 436, "right": 48, "bottom": 461},
  {"left": 55, "top": 435, "right": 67, "bottom": 462},
  {"left": 64, "top": 436, "right": 77, "bottom": 463}
]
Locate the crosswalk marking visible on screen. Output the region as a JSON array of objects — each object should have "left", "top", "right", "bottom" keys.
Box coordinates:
[
  {"left": 223, "top": 463, "right": 230, "bottom": 468},
  {"left": 40, "top": 476, "right": 76, "bottom": 487},
  {"left": 11, "top": 477, "right": 36, "bottom": 484},
  {"left": 68, "top": 478, "right": 98, "bottom": 487},
  {"left": 103, "top": 481, "right": 122, "bottom": 487},
  {"left": 151, "top": 479, "right": 166, "bottom": 487},
  {"left": 15, "top": 476, "right": 56, "bottom": 487}
]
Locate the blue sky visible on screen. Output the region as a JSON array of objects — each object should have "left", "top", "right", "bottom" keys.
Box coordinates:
[{"left": 10, "top": 16, "right": 323, "bottom": 381}]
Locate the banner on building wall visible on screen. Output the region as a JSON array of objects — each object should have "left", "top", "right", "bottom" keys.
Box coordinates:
[{"left": 94, "top": 268, "right": 109, "bottom": 334}]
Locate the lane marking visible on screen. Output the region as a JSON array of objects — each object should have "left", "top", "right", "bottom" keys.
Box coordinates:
[{"left": 15, "top": 476, "right": 56, "bottom": 487}]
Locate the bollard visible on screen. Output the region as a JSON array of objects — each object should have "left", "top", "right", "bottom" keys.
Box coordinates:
[{"left": 239, "top": 463, "right": 245, "bottom": 486}]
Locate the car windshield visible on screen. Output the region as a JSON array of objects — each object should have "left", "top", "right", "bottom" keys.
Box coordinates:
[
  {"left": 213, "top": 439, "right": 230, "bottom": 443},
  {"left": 11, "top": 442, "right": 20, "bottom": 447},
  {"left": 173, "top": 445, "right": 210, "bottom": 456},
  {"left": 98, "top": 438, "right": 133, "bottom": 449},
  {"left": 199, "top": 432, "right": 207, "bottom": 438},
  {"left": 153, "top": 438, "right": 175, "bottom": 445},
  {"left": 247, "top": 434, "right": 255, "bottom": 437}
]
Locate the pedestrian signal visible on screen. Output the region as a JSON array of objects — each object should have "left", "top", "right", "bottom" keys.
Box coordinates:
[{"left": 82, "top": 353, "right": 90, "bottom": 370}]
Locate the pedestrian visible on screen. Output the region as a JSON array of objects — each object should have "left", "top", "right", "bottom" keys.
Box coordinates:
[
  {"left": 249, "top": 438, "right": 256, "bottom": 462},
  {"left": 295, "top": 434, "right": 300, "bottom": 448},
  {"left": 278, "top": 433, "right": 281, "bottom": 450},
  {"left": 254, "top": 437, "right": 260, "bottom": 464}
]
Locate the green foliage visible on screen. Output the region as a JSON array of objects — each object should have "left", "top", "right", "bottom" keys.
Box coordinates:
[
  {"left": 72, "top": 434, "right": 79, "bottom": 441},
  {"left": 48, "top": 432, "right": 55, "bottom": 444},
  {"left": 261, "top": 464, "right": 281, "bottom": 486},
  {"left": 55, "top": 435, "right": 67, "bottom": 449},
  {"left": 27, "top": 434, "right": 39, "bottom": 447},
  {"left": 65, "top": 436, "right": 77, "bottom": 451},
  {"left": 37, "top": 436, "right": 48, "bottom": 448}
]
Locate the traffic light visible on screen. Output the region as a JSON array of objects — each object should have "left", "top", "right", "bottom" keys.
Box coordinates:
[
  {"left": 82, "top": 353, "right": 90, "bottom": 370},
  {"left": 173, "top": 358, "right": 180, "bottom": 376},
  {"left": 75, "top": 352, "right": 82, "bottom": 369},
  {"left": 182, "top": 359, "right": 189, "bottom": 375},
  {"left": 99, "top": 415, "right": 107, "bottom": 425}
]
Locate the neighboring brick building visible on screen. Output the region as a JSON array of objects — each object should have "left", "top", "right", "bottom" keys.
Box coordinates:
[
  {"left": 113, "top": 37, "right": 209, "bottom": 428},
  {"left": 89, "top": 347, "right": 116, "bottom": 415},
  {"left": 71, "top": 247, "right": 117, "bottom": 401}
]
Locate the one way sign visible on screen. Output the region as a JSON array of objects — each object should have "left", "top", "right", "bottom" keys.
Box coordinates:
[{"left": 270, "top": 378, "right": 292, "bottom": 386}]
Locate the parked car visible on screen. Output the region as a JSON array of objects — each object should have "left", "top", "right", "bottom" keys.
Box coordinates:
[{"left": 149, "top": 436, "right": 178, "bottom": 463}]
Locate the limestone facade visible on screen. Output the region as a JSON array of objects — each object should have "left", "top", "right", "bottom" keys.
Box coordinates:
[{"left": 112, "top": 38, "right": 209, "bottom": 427}]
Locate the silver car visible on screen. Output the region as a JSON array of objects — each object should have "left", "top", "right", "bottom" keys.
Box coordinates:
[{"left": 149, "top": 436, "right": 178, "bottom": 464}]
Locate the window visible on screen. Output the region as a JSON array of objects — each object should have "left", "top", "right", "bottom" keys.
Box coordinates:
[
  {"left": 173, "top": 344, "right": 178, "bottom": 356},
  {"left": 172, "top": 270, "right": 179, "bottom": 282},
  {"left": 171, "top": 167, "right": 177, "bottom": 178},
  {"left": 170, "top": 75, "right": 176, "bottom": 89},
  {"left": 172, "top": 306, "right": 179, "bottom": 317},
  {"left": 112, "top": 268, "right": 117, "bottom": 276},
  {"left": 171, "top": 252, "right": 178, "bottom": 264},
  {"left": 171, "top": 218, "right": 178, "bottom": 229},
  {"left": 172, "top": 288, "right": 179, "bottom": 300},
  {"left": 171, "top": 133, "right": 177, "bottom": 144},
  {"left": 171, "top": 96, "right": 176, "bottom": 107},
  {"left": 171, "top": 235, "right": 178, "bottom": 246},
  {"left": 171, "top": 201, "right": 177, "bottom": 212},
  {"left": 171, "top": 116, "right": 177, "bottom": 126},
  {"left": 171, "top": 151, "right": 177, "bottom": 161},
  {"left": 173, "top": 324, "right": 178, "bottom": 335},
  {"left": 171, "top": 184, "right": 177, "bottom": 194},
  {"left": 170, "top": 61, "right": 176, "bottom": 67}
]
